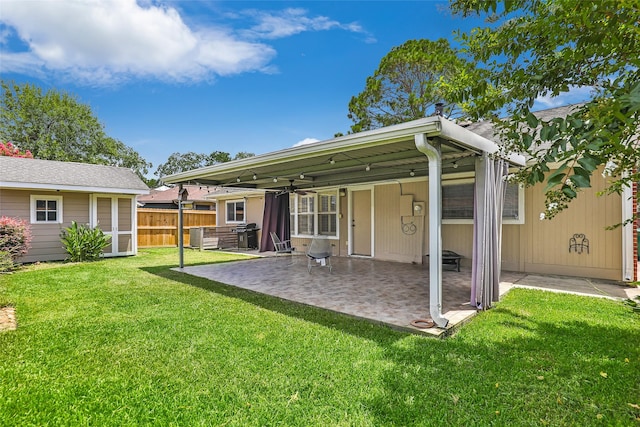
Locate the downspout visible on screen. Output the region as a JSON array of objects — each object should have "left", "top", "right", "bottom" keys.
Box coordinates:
[
  {"left": 622, "top": 180, "right": 634, "bottom": 281},
  {"left": 415, "top": 133, "right": 449, "bottom": 328}
]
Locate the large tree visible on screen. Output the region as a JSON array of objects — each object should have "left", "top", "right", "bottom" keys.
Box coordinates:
[
  {"left": 347, "top": 38, "right": 481, "bottom": 133},
  {"left": 155, "top": 150, "right": 254, "bottom": 178},
  {"left": 450, "top": 0, "right": 639, "bottom": 221},
  {"left": 0, "top": 81, "right": 151, "bottom": 178}
]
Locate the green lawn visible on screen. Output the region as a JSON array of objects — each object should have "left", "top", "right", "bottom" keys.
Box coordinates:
[{"left": 1, "top": 248, "right": 639, "bottom": 426}]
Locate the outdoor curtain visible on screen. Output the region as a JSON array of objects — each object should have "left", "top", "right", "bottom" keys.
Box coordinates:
[
  {"left": 259, "top": 192, "right": 291, "bottom": 252},
  {"left": 471, "top": 154, "right": 508, "bottom": 310}
]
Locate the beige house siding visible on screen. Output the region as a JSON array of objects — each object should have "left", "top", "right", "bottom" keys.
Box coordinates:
[
  {"left": 510, "top": 174, "right": 622, "bottom": 280},
  {"left": 0, "top": 189, "right": 90, "bottom": 263},
  {"left": 373, "top": 181, "right": 428, "bottom": 264}
]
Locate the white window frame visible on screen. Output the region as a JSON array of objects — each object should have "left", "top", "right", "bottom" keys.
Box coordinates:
[
  {"left": 442, "top": 178, "right": 524, "bottom": 225},
  {"left": 30, "top": 195, "right": 63, "bottom": 224},
  {"left": 225, "top": 199, "right": 245, "bottom": 224},
  {"left": 290, "top": 189, "right": 339, "bottom": 238}
]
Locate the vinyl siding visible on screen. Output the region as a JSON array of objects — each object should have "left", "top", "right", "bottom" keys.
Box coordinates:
[{"left": 0, "top": 189, "right": 90, "bottom": 263}]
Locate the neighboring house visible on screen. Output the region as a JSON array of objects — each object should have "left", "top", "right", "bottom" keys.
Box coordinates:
[
  {"left": 137, "top": 184, "right": 216, "bottom": 210},
  {"left": 0, "top": 157, "right": 149, "bottom": 262},
  {"left": 163, "top": 106, "right": 637, "bottom": 284}
]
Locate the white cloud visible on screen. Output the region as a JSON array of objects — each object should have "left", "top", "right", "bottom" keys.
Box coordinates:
[
  {"left": 0, "top": 0, "right": 275, "bottom": 84},
  {"left": 241, "top": 8, "right": 375, "bottom": 42},
  {"left": 293, "top": 137, "right": 320, "bottom": 147},
  {"left": 534, "top": 85, "right": 594, "bottom": 109},
  {"left": 0, "top": 1, "right": 373, "bottom": 85}
]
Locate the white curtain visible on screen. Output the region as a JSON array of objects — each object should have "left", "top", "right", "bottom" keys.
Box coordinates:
[{"left": 471, "top": 154, "right": 508, "bottom": 309}]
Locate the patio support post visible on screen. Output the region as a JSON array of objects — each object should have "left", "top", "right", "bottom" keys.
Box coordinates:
[
  {"left": 178, "top": 183, "right": 185, "bottom": 269},
  {"left": 415, "top": 133, "right": 449, "bottom": 328}
]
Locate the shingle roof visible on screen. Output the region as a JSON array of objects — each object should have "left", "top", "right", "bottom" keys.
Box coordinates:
[
  {"left": 138, "top": 184, "right": 218, "bottom": 203},
  {"left": 464, "top": 104, "right": 583, "bottom": 141},
  {"left": 0, "top": 157, "right": 149, "bottom": 194}
]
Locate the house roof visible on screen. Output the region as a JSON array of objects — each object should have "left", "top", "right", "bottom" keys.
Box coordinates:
[
  {"left": 138, "top": 184, "right": 262, "bottom": 205},
  {"left": 0, "top": 157, "right": 149, "bottom": 194},
  {"left": 162, "top": 116, "right": 526, "bottom": 191},
  {"left": 464, "top": 104, "right": 583, "bottom": 141}
]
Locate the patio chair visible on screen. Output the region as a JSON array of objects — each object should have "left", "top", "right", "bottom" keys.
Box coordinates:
[
  {"left": 306, "top": 237, "right": 332, "bottom": 273},
  {"left": 270, "top": 232, "right": 295, "bottom": 256}
]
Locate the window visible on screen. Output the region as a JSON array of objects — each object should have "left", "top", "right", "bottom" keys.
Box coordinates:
[
  {"left": 30, "top": 195, "right": 63, "bottom": 224},
  {"left": 318, "top": 193, "right": 337, "bottom": 236},
  {"left": 442, "top": 181, "right": 523, "bottom": 224},
  {"left": 226, "top": 199, "right": 244, "bottom": 223},
  {"left": 290, "top": 190, "right": 338, "bottom": 237}
]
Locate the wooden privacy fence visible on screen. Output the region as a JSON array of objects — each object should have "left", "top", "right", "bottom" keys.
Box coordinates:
[{"left": 137, "top": 208, "right": 217, "bottom": 248}]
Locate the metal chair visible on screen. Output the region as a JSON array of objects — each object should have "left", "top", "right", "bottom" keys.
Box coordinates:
[
  {"left": 270, "top": 232, "right": 295, "bottom": 256},
  {"left": 306, "top": 237, "right": 332, "bottom": 273}
]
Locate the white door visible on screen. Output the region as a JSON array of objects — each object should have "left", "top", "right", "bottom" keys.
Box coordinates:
[
  {"left": 350, "top": 189, "right": 372, "bottom": 256},
  {"left": 92, "top": 195, "right": 136, "bottom": 257}
]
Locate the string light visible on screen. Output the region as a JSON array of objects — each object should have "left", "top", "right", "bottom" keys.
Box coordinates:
[
  {"left": 409, "top": 169, "right": 415, "bottom": 177},
  {"left": 365, "top": 164, "right": 371, "bottom": 172},
  {"left": 273, "top": 177, "right": 278, "bottom": 183},
  {"left": 236, "top": 177, "right": 241, "bottom": 183},
  {"left": 452, "top": 161, "right": 459, "bottom": 169},
  {"left": 329, "top": 157, "right": 335, "bottom": 165},
  {"left": 299, "top": 173, "right": 305, "bottom": 179},
  {"left": 252, "top": 174, "right": 257, "bottom": 180}
]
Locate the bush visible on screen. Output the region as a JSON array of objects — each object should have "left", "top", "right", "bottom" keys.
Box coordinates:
[
  {"left": 0, "top": 251, "right": 14, "bottom": 272},
  {"left": 60, "top": 221, "right": 111, "bottom": 262},
  {"left": 0, "top": 216, "right": 32, "bottom": 269}
]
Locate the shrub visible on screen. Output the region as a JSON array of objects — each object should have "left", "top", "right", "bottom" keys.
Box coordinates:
[
  {"left": 0, "top": 217, "right": 32, "bottom": 270},
  {"left": 0, "top": 251, "right": 14, "bottom": 272},
  {"left": 60, "top": 221, "right": 111, "bottom": 262}
]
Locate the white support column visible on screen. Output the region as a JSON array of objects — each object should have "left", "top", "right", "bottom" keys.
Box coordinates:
[{"left": 415, "top": 133, "right": 449, "bottom": 328}]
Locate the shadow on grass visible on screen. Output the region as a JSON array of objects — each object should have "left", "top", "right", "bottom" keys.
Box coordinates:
[
  {"left": 141, "top": 263, "right": 412, "bottom": 345},
  {"left": 366, "top": 304, "right": 640, "bottom": 425}
]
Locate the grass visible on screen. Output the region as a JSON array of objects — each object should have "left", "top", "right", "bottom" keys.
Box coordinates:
[{"left": 1, "top": 248, "right": 639, "bottom": 426}]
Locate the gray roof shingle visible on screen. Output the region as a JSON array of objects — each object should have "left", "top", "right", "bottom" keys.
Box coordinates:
[{"left": 0, "top": 157, "right": 149, "bottom": 194}]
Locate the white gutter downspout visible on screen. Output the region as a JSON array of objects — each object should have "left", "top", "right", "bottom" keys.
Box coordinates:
[
  {"left": 415, "top": 133, "right": 449, "bottom": 328},
  {"left": 622, "top": 182, "right": 634, "bottom": 281}
]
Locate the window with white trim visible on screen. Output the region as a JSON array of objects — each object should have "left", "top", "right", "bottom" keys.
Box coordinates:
[
  {"left": 30, "top": 195, "right": 63, "bottom": 224},
  {"left": 442, "top": 181, "right": 523, "bottom": 224},
  {"left": 290, "top": 190, "right": 338, "bottom": 237},
  {"left": 226, "top": 199, "right": 244, "bottom": 223},
  {"left": 318, "top": 193, "right": 337, "bottom": 236}
]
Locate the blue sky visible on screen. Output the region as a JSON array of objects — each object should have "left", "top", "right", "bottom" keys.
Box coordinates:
[{"left": 0, "top": 0, "right": 587, "bottom": 177}]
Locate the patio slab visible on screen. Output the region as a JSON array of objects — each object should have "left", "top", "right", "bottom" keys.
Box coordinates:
[{"left": 178, "top": 255, "right": 526, "bottom": 335}]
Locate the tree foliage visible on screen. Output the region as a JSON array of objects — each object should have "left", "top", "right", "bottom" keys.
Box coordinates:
[
  {"left": 155, "top": 151, "right": 255, "bottom": 178},
  {"left": 0, "top": 81, "right": 151, "bottom": 179},
  {"left": 347, "top": 38, "right": 480, "bottom": 133},
  {"left": 450, "top": 0, "right": 640, "bottom": 221}
]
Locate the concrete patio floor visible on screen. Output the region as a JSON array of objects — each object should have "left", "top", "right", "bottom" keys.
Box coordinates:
[{"left": 178, "top": 253, "right": 638, "bottom": 336}]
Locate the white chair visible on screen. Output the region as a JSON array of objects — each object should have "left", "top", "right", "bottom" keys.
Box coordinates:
[
  {"left": 306, "top": 237, "right": 332, "bottom": 273},
  {"left": 270, "top": 232, "right": 295, "bottom": 256}
]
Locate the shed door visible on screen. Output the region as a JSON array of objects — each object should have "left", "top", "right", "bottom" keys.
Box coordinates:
[
  {"left": 93, "top": 195, "right": 135, "bottom": 256},
  {"left": 351, "top": 189, "right": 372, "bottom": 256}
]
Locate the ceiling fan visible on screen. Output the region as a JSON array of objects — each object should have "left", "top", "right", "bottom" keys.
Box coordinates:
[{"left": 276, "top": 179, "right": 316, "bottom": 197}]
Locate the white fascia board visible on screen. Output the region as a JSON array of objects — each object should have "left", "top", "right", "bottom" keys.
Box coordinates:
[
  {"left": 163, "top": 118, "right": 443, "bottom": 184},
  {"left": 438, "top": 119, "right": 527, "bottom": 167},
  {"left": 0, "top": 182, "right": 149, "bottom": 195}
]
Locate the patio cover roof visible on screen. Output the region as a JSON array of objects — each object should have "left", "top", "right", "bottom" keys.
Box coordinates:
[{"left": 162, "top": 116, "right": 525, "bottom": 190}]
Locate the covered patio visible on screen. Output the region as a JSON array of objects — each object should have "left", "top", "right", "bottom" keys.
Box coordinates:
[
  {"left": 179, "top": 255, "right": 526, "bottom": 335},
  {"left": 165, "top": 116, "right": 527, "bottom": 328}
]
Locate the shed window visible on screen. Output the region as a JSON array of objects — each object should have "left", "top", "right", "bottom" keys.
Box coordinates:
[{"left": 30, "top": 195, "right": 63, "bottom": 224}]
